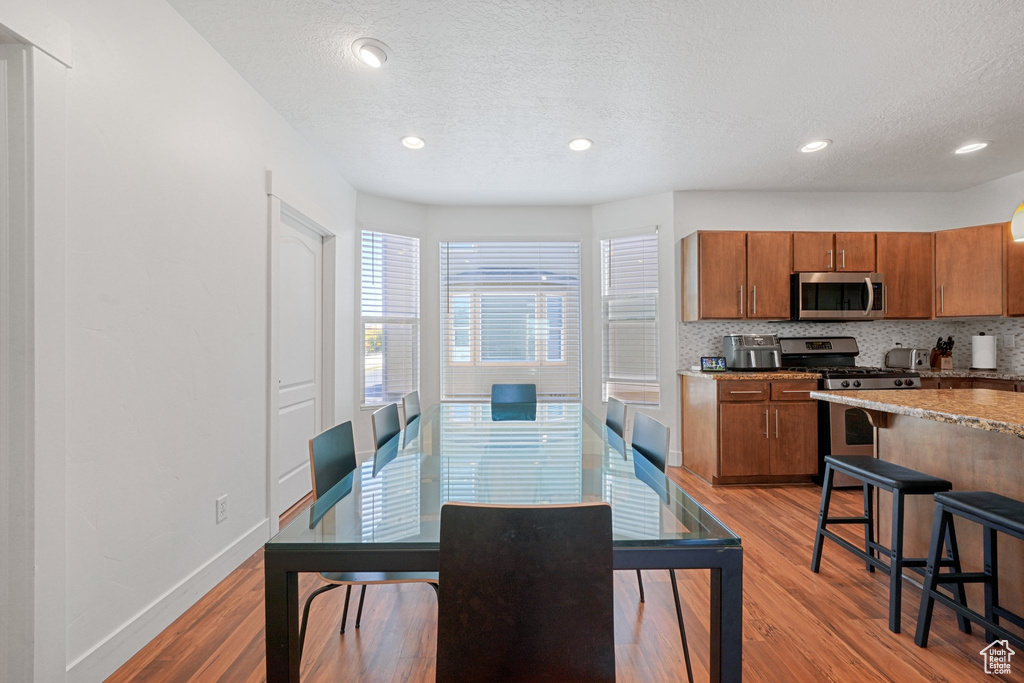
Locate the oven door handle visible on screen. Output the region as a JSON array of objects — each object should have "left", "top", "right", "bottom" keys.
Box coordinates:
[{"left": 863, "top": 277, "right": 874, "bottom": 316}]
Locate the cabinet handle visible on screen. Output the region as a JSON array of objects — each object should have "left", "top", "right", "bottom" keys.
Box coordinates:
[
  {"left": 780, "top": 390, "right": 809, "bottom": 394},
  {"left": 764, "top": 409, "right": 770, "bottom": 438},
  {"left": 840, "top": 249, "right": 846, "bottom": 269},
  {"left": 774, "top": 409, "right": 779, "bottom": 438},
  {"left": 738, "top": 286, "right": 744, "bottom": 316},
  {"left": 728, "top": 390, "right": 763, "bottom": 395},
  {"left": 828, "top": 249, "right": 833, "bottom": 269},
  {"left": 752, "top": 285, "right": 757, "bottom": 316},
  {"left": 940, "top": 284, "right": 944, "bottom": 314}
]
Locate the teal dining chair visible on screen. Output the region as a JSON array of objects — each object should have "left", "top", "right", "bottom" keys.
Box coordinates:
[
  {"left": 371, "top": 403, "right": 401, "bottom": 451},
  {"left": 298, "top": 420, "right": 437, "bottom": 661}
]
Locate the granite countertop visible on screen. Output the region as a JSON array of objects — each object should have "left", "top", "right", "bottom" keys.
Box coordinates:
[
  {"left": 810, "top": 389, "right": 1024, "bottom": 438},
  {"left": 917, "top": 369, "right": 1024, "bottom": 382},
  {"left": 679, "top": 369, "right": 821, "bottom": 381}
]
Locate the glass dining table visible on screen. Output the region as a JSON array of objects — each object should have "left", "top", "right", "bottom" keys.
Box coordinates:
[{"left": 265, "top": 403, "right": 743, "bottom": 682}]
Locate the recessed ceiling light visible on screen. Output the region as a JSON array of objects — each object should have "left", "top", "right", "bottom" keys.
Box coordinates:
[
  {"left": 568, "top": 138, "right": 593, "bottom": 151},
  {"left": 799, "top": 140, "right": 831, "bottom": 153},
  {"left": 401, "top": 136, "right": 425, "bottom": 149},
  {"left": 351, "top": 38, "right": 390, "bottom": 68},
  {"left": 955, "top": 141, "right": 989, "bottom": 154}
]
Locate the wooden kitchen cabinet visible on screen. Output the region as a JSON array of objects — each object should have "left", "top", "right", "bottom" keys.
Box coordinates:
[
  {"left": 682, "top": 376, "right": 819, "bottom": 484},
  {"left": 793, "top": 232, "right": 835, "bottom": 271},
  {"left": 876, "top": 232, "right": 934, "bottom": 319},
  {"left": 835, "top": 232, "right": 876, "bottom": 272},
  {"left": 935, "top": 223, "right": 1004, "bottom": 317},
  {"left": 682, "top": 231, "right": 747, "bottom": 320},
  {"left": 1006, "top": 222, "right": 1024, "bottom": 316},
  {"left": 971, "top": 379, "right": 1017, "bottom": 391},
  {"left": 746, "top": 232, "right": 793, "bottom": 319},
  {"left": 771, "top": 402, "right": 819, "bottom": 475},
  {"left": 719, "top": 403, "right": 771, "bottom": 476}
]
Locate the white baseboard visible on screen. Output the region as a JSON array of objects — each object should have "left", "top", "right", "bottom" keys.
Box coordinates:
[
  {"left": 669, "top": 449, "right": 682, "bottom": 468},
  {"left": 66, "top": 518, "right": 269, "bottom": 683}
]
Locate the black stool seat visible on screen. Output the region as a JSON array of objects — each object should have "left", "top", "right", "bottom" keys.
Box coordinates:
[
  {"left": 824, "top": 455, "right": 952, "bottom": 493},
  {"left": 934, "top": 491, "right": 1024, "bottom": 537}
]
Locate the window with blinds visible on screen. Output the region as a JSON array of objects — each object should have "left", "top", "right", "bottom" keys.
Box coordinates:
[
  {"left": 440, "top": 241, "right": 581, "bottom": 401},
  {"left": 361, "top": 230, "right": 419, "bottom": 406},
  {"left": 601, "top": 230, "right": 660, "bottom": 405}
]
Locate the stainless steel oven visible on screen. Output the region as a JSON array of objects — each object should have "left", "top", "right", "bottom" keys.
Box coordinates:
[{"left": 791, "top": 272, "right": 884, "bottom": 321}]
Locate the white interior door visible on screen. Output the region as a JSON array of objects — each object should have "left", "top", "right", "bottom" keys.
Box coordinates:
[{"left": 276, "top": 212, "right": 323, "bottom": 515}]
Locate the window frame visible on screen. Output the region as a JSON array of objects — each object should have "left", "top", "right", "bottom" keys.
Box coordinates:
[{"left": 359, "top": 227, "right": 421, "bottom": 408}]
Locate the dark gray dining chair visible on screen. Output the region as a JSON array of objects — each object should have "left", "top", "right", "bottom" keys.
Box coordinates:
[
  {"left": 402, "top": 390, "right": 421, "bottom": 426},
  {"left": 490, "top": 383, "right": 537, "bottom": 421},
  {"left": 371, "top": 403, "right": 401, "bottom": 451},
  {"left": 630, "top": 412, "right": 693, "bottom": 683},
  {"left": 606, "top": 397, "right": 626, "bottom": 437},
  {"left": 436, "top": 502, "right": 615, "bottom": 682},
  {"left": 298, "top": 420, "right": 437, "bottom": 661}
]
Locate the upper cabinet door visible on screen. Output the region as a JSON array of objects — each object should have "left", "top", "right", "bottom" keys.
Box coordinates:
[
  {"left": 1006, "top": 223, "right": 1024, "bottom": 317},
  {"left": 746, "top": 232, "right": 792, "bottom": 319},
  {"left": 935, "top": 223, "right": 1004, "bottom": 317},
  {"left": 835, "top": 233, "right": 876, "bottom": 272},
  {"left": 682, "top": 231, "right": 747, "bottom": 320},
  {"left": 698, "top": 231, "right": 747, "bottom": 319},
  {"left": 876, "top": 232, "right": 933, "bottom": 319},
  {"left": 793, "top": 232, "right": 835, "bottom": 271}
]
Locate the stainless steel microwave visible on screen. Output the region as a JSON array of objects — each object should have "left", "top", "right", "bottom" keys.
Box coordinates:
[{"left": 790, "top": 272, "right": 884, "bottom": 321}]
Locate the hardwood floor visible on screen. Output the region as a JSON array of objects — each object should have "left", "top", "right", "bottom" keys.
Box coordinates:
[{"left": 109, "top": 469, "right": 1001, "bottom": 681}]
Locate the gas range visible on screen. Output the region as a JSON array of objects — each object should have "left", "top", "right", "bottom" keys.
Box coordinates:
[{"left": 779, "top": 337, "right": 921, "bottom": 391}]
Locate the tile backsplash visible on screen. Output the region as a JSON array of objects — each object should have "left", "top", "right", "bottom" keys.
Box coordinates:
[{"left": 678, "top": 319, "right": 1024, "bottom": 373}]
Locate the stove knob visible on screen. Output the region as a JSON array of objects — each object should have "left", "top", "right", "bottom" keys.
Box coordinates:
[
  {"left": 904, "top": 379, "right": 913, "bottom": 387},
  {"left": 852, "top": 380, "right": 861, "bottom": 388},
  {"left": 841, "top": 380, "right": 850, "bottom": 388},
  {"left": 894, "top": 379, "right": 903, "bottom": 387}
]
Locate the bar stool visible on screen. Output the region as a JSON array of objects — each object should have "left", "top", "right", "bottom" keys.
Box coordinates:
[
  {"left": 811, "top": 455, "right": 970, "bottom": 634},
  {"left": 915, "top": 491, "right": 1024, "bottom": 650}
]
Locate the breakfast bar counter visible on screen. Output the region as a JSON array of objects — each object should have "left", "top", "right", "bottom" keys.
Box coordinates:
[{"left": 812, "top": 388, "right": 1024, "bottom": 631}]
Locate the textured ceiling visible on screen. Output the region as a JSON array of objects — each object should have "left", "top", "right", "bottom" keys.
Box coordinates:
[{"left": 168, "top": 0, "right": 1024, "bottom": 204}]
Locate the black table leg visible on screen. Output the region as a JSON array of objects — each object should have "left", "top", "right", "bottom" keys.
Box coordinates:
[
  {"left": 710, "top": 548, "right": 743, "bottom": 682},
  {"left": 265, "top": 553, "right": 300, "bottom": 682}
]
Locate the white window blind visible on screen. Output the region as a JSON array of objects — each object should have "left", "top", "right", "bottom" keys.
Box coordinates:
[
  {"left": 361, "top": 230, "right": 419, "bottom": 406},
  {"left": 440, "top": 241, "right": 581, "bottom": 401},
  {"left": 601, "top": 230, "right": 660, "bottom": 405}
]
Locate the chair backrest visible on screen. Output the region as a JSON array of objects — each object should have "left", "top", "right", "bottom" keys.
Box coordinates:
[
  {"left": 308, "top": 421, "right": 356, "bottom": 499},
  {"left": 490, "top": 383, "right": 537, "bottom": 406},
  {"left": 605, "top": 397, "right": 626, "bottom": 437},
  {"left": 437, "top": 503, "right": 615, "bottom": 683},
  {"left": 402, "top": 390, "right": 421, "bottom": 425},
  {"left": 631, "top": 412, "right": 670, "bottom": 472},
  {"left": 371, "top": 403, "right": 401, "bottom": 451}
]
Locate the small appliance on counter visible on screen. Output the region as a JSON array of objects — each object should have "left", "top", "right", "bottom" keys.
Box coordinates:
[
  {"left": 930, "top": 336, "right": 955, "bottom": 370},
  {"left": 884, "top": 345, "right": 930, "bottom": 369},
  {"left": 971, "top": 333, "right": 997, "bottom": 371},
  {"left": 722, "top": 334, "right": 782, "bottom": 371}
]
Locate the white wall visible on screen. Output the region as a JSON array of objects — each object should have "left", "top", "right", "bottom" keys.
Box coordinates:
[
  {"left": 1, "top": 0, "right": 358, "bottom": 680},
  {"left": 949, "top": 168, "right": 1024, "bottom": 226}
]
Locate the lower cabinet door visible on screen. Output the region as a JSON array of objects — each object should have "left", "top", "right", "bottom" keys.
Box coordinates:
[
  {"left": 770, "top": 402, "right": 819, "bottom": 476},
  {"left": 719, "top": 403, "right": 770, "bottom": 476}
]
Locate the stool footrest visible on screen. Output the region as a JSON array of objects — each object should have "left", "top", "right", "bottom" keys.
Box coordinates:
[
  {"left": 994, "top": 606, "right": 1024, "bottom": 629},
  {"left": 931, "top": 572, "right": 991, "bottom": 585},
  {"left": 926, "top": 591, "right": 1024, "bottom": 650},
  {"left": 824, "top": 516, "right": 869, "bottom": 525}
]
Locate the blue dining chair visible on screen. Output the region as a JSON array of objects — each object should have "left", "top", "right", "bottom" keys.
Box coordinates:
[
  {"left": 436, "top": 502, "right": 615, "bottom": 682},
  {"left": 298, "top": 420, "right": 438, "bottom": 661},
  {"left": 371, "top": 403, "right": 401, "bottom": 451},
  {"left": 490, "top": 384, "right": 537, "bottom": 421},
  {"left": 402, "top": 390, "right": 421, "bottom": 426},
  {"left": 606, "top": 397, "right": 626, "bottom": 438},
  {"left": 630, "top": 412, "right": 693, "bottom": 683}
]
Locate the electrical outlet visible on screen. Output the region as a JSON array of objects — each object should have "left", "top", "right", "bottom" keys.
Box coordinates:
[{"left": 216, "top": 494, "right": 228, "bottom": 524}]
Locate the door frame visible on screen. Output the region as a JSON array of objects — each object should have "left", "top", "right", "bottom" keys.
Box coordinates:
[
  {"left": 0, "top": 37, "right": 68, "bottom": 682},
  {"left": 266, "top": 173, "right": 337, "bottom": 534}
]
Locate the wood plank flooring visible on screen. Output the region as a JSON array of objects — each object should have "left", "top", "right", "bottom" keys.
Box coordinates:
[{"left": 109, "top": 469, "right": 1004, "bottom": 681}]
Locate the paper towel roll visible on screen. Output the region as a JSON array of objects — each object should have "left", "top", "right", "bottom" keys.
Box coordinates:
[{"left": 971, "top": 335, "right": 997, "bottom": 370}]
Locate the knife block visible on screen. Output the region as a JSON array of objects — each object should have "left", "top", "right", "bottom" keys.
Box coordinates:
[{"left": 932, "top": 355, "right": 953, "bottom": 371}]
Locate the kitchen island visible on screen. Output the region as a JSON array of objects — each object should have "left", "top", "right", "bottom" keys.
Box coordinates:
[{"left": 811, "top": 388, "right": 1024, "bottom": 635}]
